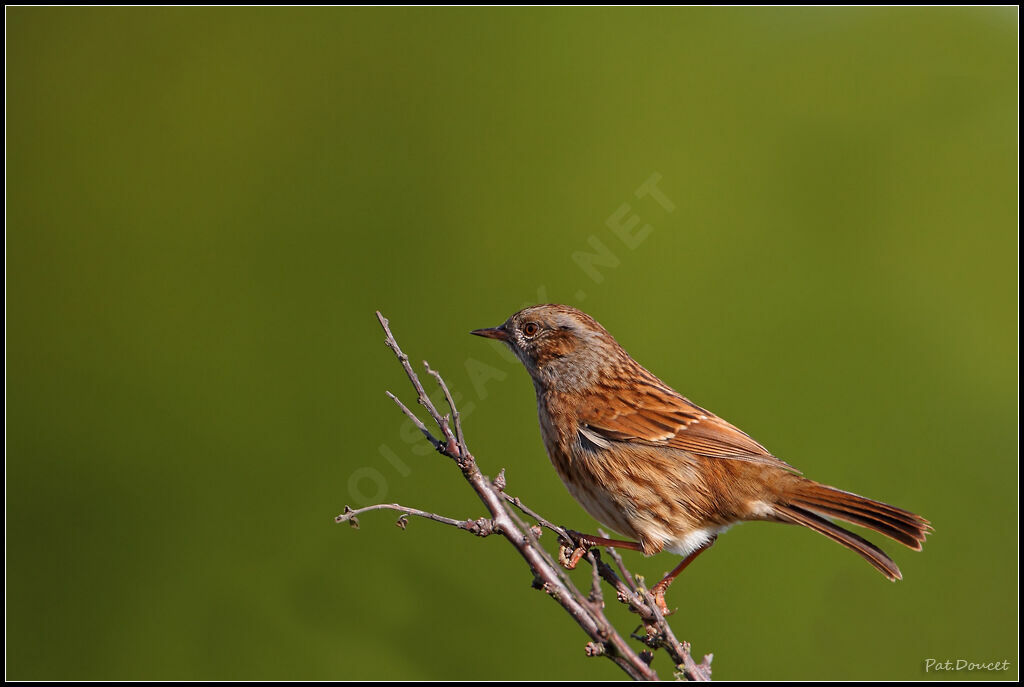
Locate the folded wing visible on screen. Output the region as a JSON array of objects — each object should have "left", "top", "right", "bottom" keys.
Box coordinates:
[{"left": 578, "top": 376, "right": 799, "bottom": 472}]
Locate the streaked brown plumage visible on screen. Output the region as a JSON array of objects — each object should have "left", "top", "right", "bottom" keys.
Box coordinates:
[{"left": 472, "top": 304, "right": 930, "bottom": 612}]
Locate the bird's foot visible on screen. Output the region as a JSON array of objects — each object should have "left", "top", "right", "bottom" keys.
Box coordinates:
[
  {"left": 557, "top": 530, "right": 594, "bottom": 570},
  {"left": 650, "top": 585, "right": 677, "bottom": 617}
]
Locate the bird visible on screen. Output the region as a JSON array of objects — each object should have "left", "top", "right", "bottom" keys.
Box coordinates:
[{"left": 471, "top": 304, "right": 930, "bottom": 613}]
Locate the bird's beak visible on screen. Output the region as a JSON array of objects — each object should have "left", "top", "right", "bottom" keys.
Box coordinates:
[{"left": 470, "top": 325, "right": 509, "bottom": 341}]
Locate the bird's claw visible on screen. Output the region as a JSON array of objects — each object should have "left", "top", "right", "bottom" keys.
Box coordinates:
[
  {"left": 558, "top": 543, "right": 589, "bottom": 570},
  {"left": 651, "top": 587, "right": 677, "bottom": 617},
  {"left": 558, "top": 530, "right": 592, "bottom": 570}
]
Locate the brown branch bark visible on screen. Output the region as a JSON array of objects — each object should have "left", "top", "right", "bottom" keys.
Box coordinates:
[{"left": 335, "top": 311, "right": 714, "bottom": 681}]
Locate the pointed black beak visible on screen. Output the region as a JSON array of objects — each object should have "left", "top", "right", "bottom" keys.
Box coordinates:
[{"left": 470, "top": 325, "right": 509, "bottom": 341}]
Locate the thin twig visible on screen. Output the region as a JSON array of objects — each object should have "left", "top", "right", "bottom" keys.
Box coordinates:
[
  {"left": 336, "top": 503, "right": 471, "bottom": 530},
  {"left": 376, "top": 312, "right": 458, "bottom": 450},
  {"left": 599, "top": 528, "right": 638, "bottom": 592},
  {"left": 587, "top": 551, "right": 604, "bottom": 606},
  {"left": 425, "top": 361, "right": 467, "bottom": 458},
  {"left": 385, "top": 391, "right": 442, "bottom": 451},
  {"left": 503, "top": 493, "right": 571, "bottom": 540}
]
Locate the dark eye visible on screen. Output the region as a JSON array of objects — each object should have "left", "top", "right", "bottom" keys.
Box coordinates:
[{"left": 522, "top": 322, "right": 540, "bottom": 337}]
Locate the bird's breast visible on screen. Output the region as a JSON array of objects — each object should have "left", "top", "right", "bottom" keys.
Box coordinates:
[
  {"left": 534, "top": 390, "right": 757, "bottom": 553},
  {"left": 534, "top": 393, "right": 638, "bottom": 536}
]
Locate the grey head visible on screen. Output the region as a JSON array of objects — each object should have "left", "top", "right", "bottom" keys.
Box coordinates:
[{"left": 470, "top": 304, "right": 624, "bottom": 393}]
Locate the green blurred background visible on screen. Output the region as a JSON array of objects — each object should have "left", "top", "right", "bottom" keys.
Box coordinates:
[{"left": 6, "top": 7, "right": 1017, "bottom": 681}]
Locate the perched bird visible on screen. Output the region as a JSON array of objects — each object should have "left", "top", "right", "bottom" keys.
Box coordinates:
[{"left": 472, "top": 304, "right": 930, "bottom": 613}]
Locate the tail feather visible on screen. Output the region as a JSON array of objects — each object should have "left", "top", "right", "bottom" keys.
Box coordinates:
[
  {"left": 775, "top": 480, "right": 931, "bottom": 580},
  {"left": 790, "top": 482, "right": 931, "bottom": 550},
  {"left": 775, "top": 503, "right": 903, "bottom": 581},
  {"left": 795, "top": 500, "right": 923, "bottom": 550},
  {"left": 801, "top": 487, "right": 927, "bottom": 529}
]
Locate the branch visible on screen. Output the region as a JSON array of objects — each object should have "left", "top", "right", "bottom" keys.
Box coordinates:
[
  {"left": 335, "top": 504, "right": 494, "bottom": 536},
  {"left": 336, "top": 312, "right": 713, "bottom": 681}
]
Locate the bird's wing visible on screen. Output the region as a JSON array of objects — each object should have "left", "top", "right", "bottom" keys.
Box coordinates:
[{"left": 578, "top": 380, "right": 800, "bottom": 473}]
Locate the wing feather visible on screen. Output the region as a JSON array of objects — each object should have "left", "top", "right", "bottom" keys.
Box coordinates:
[{"left": 579, "top": 379, "right": 799, "bottom": 472}]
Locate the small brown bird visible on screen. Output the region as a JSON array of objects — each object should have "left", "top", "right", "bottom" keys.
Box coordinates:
[{"left": 472, "top": 304, "right": 930, "bottom": 613}]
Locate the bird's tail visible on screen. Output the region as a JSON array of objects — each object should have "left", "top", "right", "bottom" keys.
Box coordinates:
[{"left": 774, "top": 480, "right": 932, "bottom": 581}]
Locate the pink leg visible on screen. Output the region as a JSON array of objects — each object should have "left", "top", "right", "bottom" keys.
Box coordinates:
[{"left": 651, "top": 536, "right": 717, "bottom": 615}]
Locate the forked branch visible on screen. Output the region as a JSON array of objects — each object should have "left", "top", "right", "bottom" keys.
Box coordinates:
[{"left": 335, "top": 312, "right": 713, "bottom": 681}]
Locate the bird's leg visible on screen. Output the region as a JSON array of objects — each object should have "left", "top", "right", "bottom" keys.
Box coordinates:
[
  {"left": 558, "top": 529, "right": 643, "bottom": 569},
  {"left": 650, "top": 536, "right": 717, "bottom": 615}
]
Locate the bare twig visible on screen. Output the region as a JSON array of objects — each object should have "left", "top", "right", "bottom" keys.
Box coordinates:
[
  {"left": 600, "top": 528, "right": 638, "bottom": 592},
  {"left": 503, "top": 493, "right": 571, "bottom": 540},
  {"left": 425, "top": 361, "right": 467, "bottom": 458},
  {"left": 336, "top": 503, "right": 465, "bottom": 529},
  {"left": 335, "top": 503, "right": 497, "bottom": 537},
  {"left": 376, "top": 312, "right": 459, "bottom": 453},
  {"left": 385, "top": 391, "right": 442, "bottom": 451},
  {"left": 338, "top": 312, "right": 714, "bottom": 681}
]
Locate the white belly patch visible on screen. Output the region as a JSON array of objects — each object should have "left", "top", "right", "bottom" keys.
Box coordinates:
[{"left": 666, "top": 524, "right": 734, "bottom": 558}]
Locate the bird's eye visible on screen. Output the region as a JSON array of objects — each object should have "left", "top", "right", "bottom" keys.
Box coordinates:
[{"left": 522, "top": 322, "right": 540, "bottom": 337}]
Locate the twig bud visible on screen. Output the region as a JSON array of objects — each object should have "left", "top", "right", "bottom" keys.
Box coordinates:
[{"left": 342, "top": 505, "right": 360, "bottom": 529}]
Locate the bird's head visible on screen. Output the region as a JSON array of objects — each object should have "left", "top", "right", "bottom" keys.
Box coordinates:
[{"left": 471, "top": 304, "right": 621, "bottom": 392}]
